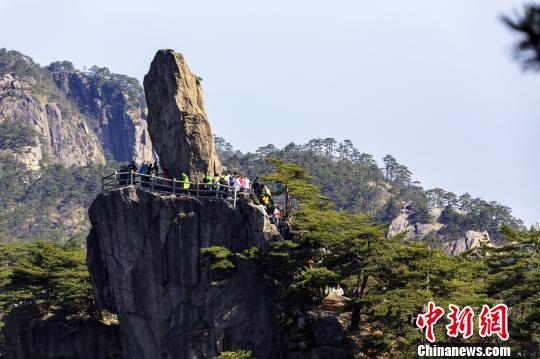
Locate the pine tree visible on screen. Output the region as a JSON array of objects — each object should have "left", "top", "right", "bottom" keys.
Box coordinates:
[
  {"left": 382, "top": 155, "right": 397, "bottom": 180},
  {"left": 0, "top": 240, "right": 94, "bottom": 317},
  {"left": 483, "top": 226, "right": 540, "bottom": 355},
  {"left": 502, "top": 4, "right": 540, "bottom": 70}
]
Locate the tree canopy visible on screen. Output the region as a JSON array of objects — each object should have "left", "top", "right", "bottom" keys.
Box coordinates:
[{"left": 0, "top": 240, "right": 94, "bottom": 318}]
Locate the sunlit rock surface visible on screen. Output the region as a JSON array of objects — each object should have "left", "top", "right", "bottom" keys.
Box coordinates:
[{"left": 144, "top": 49, "right": 221, "bottom": 181}]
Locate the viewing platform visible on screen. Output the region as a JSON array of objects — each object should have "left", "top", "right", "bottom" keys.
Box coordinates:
[{"left": 101, "top": 171, "right": 238, "bottom": 207}]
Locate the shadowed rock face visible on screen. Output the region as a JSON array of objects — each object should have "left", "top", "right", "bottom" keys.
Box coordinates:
[
  {"left": 87, "top": 188, "right": 281, "bottom": 359},
  {"left": 52, "top": 70, "right": 156, "bottom": 164},
  {"left": 2, "top": 305, "right": 121, "bottom": 359},
  {"left": 144, "top": 50, "right": 221, "bottom": 181}
]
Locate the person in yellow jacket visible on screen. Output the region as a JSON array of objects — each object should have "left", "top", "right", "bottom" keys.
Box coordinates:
[
  {"left": 261, "top": 185, "right": 272, "bottom": 206},
  {"left": 180, "top": 172, "right": 190, "bottom": 193}
]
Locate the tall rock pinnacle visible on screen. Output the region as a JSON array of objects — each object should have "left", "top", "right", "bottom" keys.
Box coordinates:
[{"left": 143, "top": 49, "right": 221, "bottom": 181}]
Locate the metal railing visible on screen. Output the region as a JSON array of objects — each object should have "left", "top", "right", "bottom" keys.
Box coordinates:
[{"left": 102, "top": 171, "right": 238, "bottom": 208}]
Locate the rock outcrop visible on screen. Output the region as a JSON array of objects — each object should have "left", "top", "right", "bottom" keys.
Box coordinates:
[
  {"left": 387, "top": 210, "right": 413, "bottom": 238},
  {"left": 2, "top": 305, "right": 121, "bottom": 359},
  {"left": 388, "top": 206, "right": 493, "bottom": 255},
  {"left": 87, "top": 188, "right": 280, "bottom": 359},
  {"left": 387, "top": 208, "right": 491, "bottom": 256},
  {"left": 387, "top": 207, "right": 443, "bottom": 240},
  {"left": 444, "top": 230, "right": 491, "bottom": 255},
  {"left": 52, "top": 69, "right": 156, "bottom": 164},
  {"left": 144, "top": 50, "right": 221, "bottom": 180},
  {"left": 284, "top": 306, "right": 356, "bottom": 359}
]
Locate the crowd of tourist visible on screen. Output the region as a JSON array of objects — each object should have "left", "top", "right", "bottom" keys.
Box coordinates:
[{"left": 117, "top": 161, "right": 288, "bottom": 236}]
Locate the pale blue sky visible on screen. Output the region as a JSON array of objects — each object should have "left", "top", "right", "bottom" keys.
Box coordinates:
[{"left": 1, "top": 0, "right": 538, "bottom": 224}]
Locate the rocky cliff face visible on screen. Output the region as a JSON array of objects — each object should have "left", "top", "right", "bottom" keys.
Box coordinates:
[
  {"left": 0, "top": 49, "right": 156, "bottom": 169},
  {"left": 87, "top": 188, "right": 281, "bottom": 359},
  {"left": 52, "top": 69, "right": 156, "bottom": 164},
  {"left": 144, "top": 50, "right": 221, "bottom": 180},
  {"left": 0, "top": 72, "right": 106, "bottom": 168}
]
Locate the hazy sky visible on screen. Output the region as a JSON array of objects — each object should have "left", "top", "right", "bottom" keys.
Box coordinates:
[{"left": 1, "top": 0, "right": 538, "bottom": 224}]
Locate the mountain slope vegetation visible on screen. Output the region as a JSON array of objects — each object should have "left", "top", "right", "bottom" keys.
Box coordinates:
[{"left": 215, "top": 137, "right": 523, "bottom": 245}]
